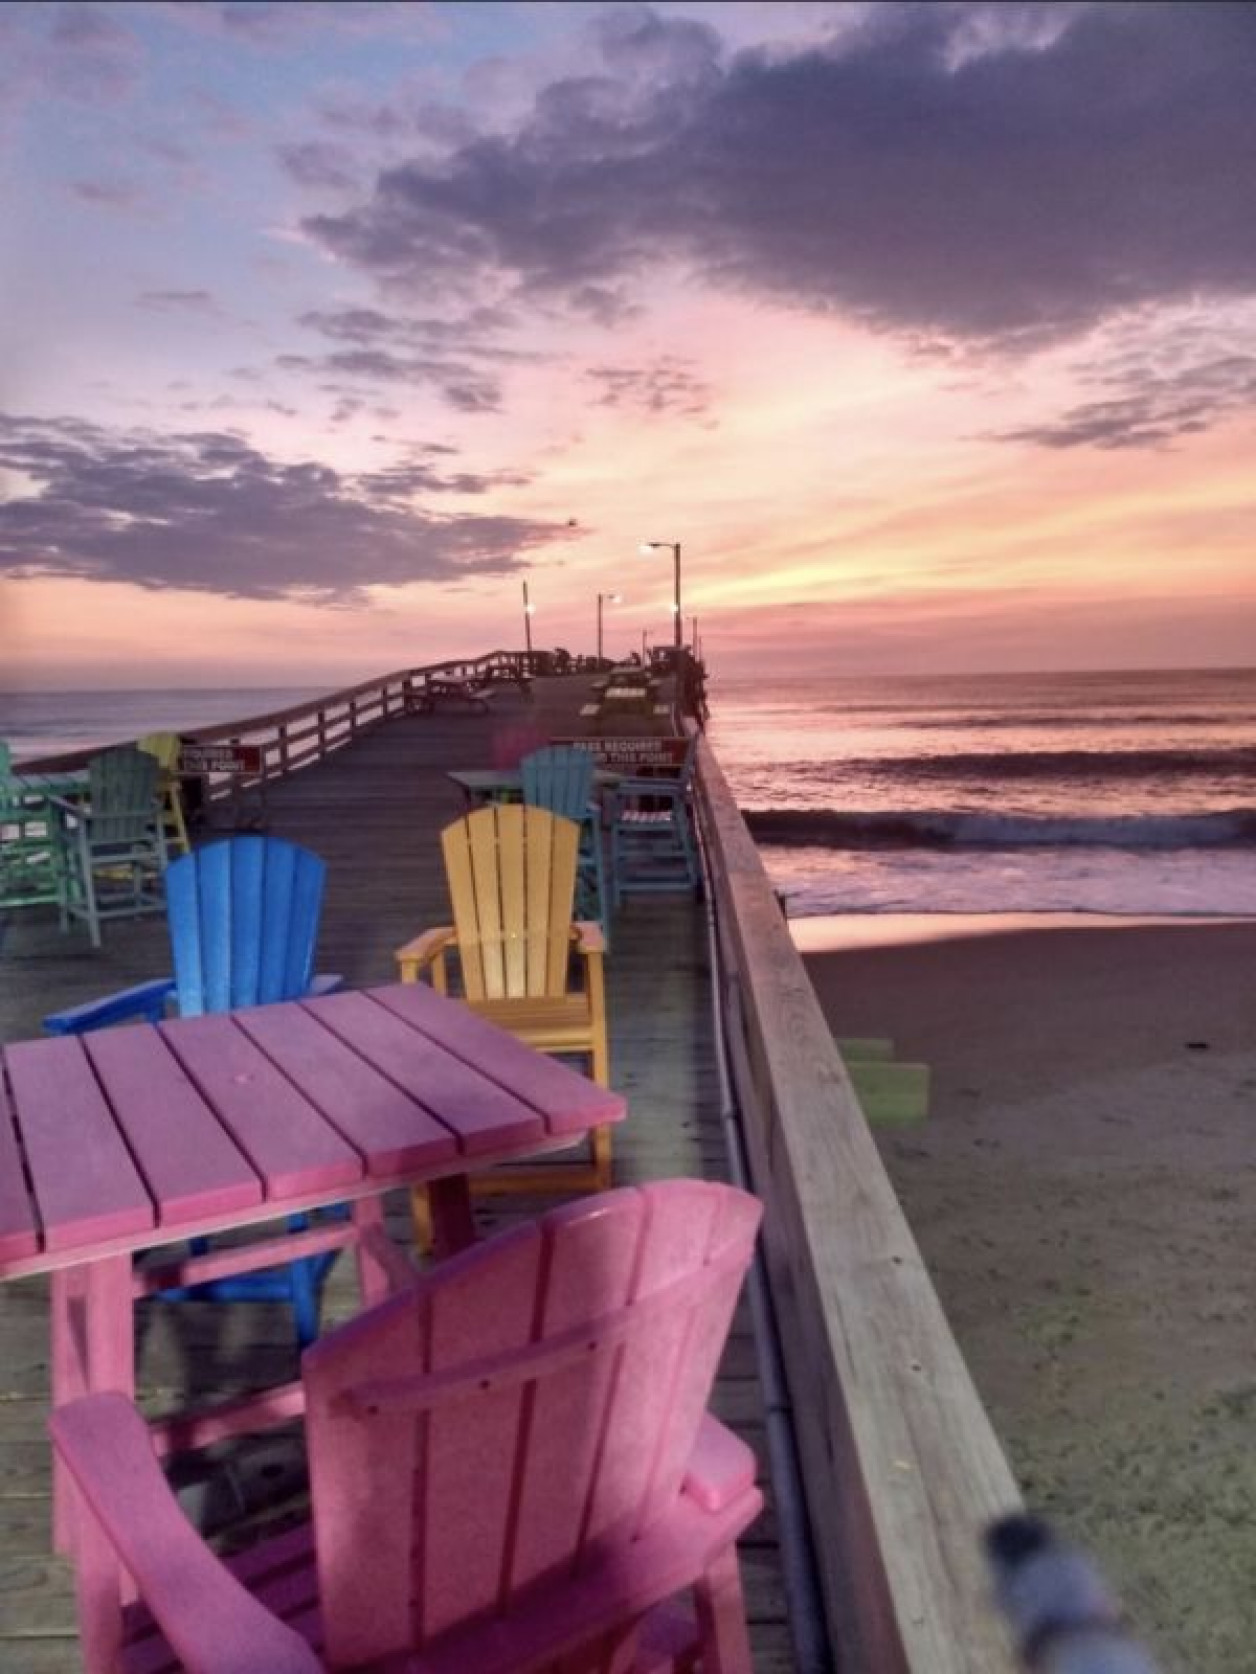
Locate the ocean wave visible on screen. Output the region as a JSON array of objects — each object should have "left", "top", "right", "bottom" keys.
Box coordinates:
[
  {"left": 744, "top": 808, "right": 1256, "bottom": 851},
  {"left": 901, "top": 711, "right": 1253, "bottom": 732},
  {"left": 830, "top": 745, "right": 1256, "bottom": 779}
]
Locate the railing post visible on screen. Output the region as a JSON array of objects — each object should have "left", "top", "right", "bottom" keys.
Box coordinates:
[{"left": 348, "top": 697, "right": 358, "bottom": 736}]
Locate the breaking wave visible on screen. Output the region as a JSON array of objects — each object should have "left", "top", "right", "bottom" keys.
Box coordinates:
[{"left": 744, "top": 808, "right": 1256, "bottom": 851}]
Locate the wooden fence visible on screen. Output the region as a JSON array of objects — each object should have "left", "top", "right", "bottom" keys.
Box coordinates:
[
  {"left": 693, "top": 731, "right": 1023, "bottom": 1674},
  {"left": 14, "top": 652, "right": 532, "bottom": 784}
]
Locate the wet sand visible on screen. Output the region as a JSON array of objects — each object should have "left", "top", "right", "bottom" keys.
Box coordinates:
[{"left": 800, "top": 916, "right": 1256, "bottom": 1674}]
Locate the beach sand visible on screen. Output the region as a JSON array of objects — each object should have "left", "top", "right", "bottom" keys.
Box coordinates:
[{"left": 799, "top": 916, "right": 1256, "bottom": 1674}]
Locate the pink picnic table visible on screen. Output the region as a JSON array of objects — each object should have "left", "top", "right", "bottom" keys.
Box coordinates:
[{"left": 0, "top": 981, "right": 624, "bottom": 1544}]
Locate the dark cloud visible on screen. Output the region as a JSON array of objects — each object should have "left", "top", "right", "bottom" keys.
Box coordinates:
[
  {"left": 275, "top": 348, "right": 503, "bottom": 412},
  {"left": 0, "top": 413, "right": 563, "bottom": 603},
  {"left": 48, "top": 3, "right": 141, "bottom": 102},
  {"left": 136, "top": 289, "right": 219, "bottom": 314},
  {"left": 585, "top": 357, "right": 714, "bottom": 418},
  {"left": 277, "top": 140, "right": 360, "bottom": 191},
  {"left": 297, "top": 303, "right": 524, "bottom": 354},
  {"left": 70, "top": 177, "right": 144, "bottom": 210},
  {"left": 305, "top": 3, "right": 1256, "bottom": 347},
  {"left": 998, "top": 352, "right": 1256, "bottom": 449}
]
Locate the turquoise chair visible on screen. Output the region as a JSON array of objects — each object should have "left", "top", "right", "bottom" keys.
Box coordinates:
[
  {"left": 49, "top": 747, "right": 167, "bottom": 946},
  {"left": 43, "top": 835, "right": 345, "bottom": 1347},
  {"left": 1, "top": 742, "right": 68, "bottom": 921},
  {"left": 608, "top": 738, "right": 701, "bottom": 904},
  {"left": 519, "top": 745, "right": 611, "bottom": 946}
]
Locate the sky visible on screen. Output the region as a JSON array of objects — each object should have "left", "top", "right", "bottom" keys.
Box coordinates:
[{"left": 1, "top": 0, "right": 1255, "bottom": 688}]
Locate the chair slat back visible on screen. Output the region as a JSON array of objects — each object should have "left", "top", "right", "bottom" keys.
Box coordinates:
[
  {"left": 165, "top": 836, "right": 325, "bottom": 1015},
  {"left": 442, "top": 804, "right": 580, "bottom": 1001},
  {"left": 519, "top": 745, "right": 596, "bottom": 823},
  {"left": 87, "top": 748, "right": 161, "bottom": 845},
  {"left": 304, "top": 1180, "right": 761, "bottom": 1669},
  {"left": 136, "top": 731, "right": 180, "bottom": 771}
]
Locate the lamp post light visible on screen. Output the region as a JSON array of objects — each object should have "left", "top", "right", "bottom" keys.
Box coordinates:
[
  {"left": 596, "top": 591, "right": 622, "bottom": 662},
  {"left": 522, "top": 579, "right": 535, "bottom": 663},
  {"left": 638, "top": 541, "right": 682, "bottom": 653}
]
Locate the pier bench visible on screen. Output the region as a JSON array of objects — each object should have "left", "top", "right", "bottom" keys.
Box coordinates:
[{"left": 408, "top": 678, "right": 495, "bottom": 714}]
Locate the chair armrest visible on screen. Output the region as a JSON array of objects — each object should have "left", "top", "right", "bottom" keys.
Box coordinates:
[
  {"left": 683, "top": 1413, "right": 758, "bottom": 1512},
  {"left": 50, "top": 1393, "right": 321, "bottom": 1674},
  {"left": 395, "top": 925, "right": 456, "bottom": 982},
  {"left": 43, "top": 979, "right": 176, "bottom": 1037},
  {"left": 572, "top": 920, "right": 606, "bottom": 956},
  {"left": 612, "top": 775, "right": 685, "bottom": 804},
  {"left": 306, "top": 973, "right": 344, "bottom": 998},
  {"left": 45, "top": 793, "right": 87, "bottom": 823}
]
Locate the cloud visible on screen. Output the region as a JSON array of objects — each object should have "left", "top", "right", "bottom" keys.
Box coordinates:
[
  {"left": 276, "top": 348, "right": 503, "bottom": 412},
  {"left": 304, "top": 3, "right": 1256, "bottom": 348},
  {"left": 585, "top": 356, "right": 714, "bottom": 418},
  {"left": 48, "top": 3, "right": 142, "bottom": 102},
  {"left": 277, "top": 140, "right": 361, "bottom": 191},
  {"left": 135, "top": 289, "right": 220, "bottom": 314},
  {"left": 0, "top": 413, "right": 566, "bottom": 603},
  {"left": 998, "top": 307, "right": 1256, "bottom": 448},
  {"left": 69, "top": 177, "right": 146, "bottom": 211}
]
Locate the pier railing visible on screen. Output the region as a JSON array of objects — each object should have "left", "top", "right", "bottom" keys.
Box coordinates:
[
  {"left": 13, "top": 652, "right": 532, "bottom": 784},
  {"left": 693, "top": 733, "right": 1022, "bottom": 1673}
]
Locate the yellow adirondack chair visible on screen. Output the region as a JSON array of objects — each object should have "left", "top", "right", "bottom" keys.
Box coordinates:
[
  {"left": 137, "top": 732, "right": 191, "bottom": 856},
  {"left": 396, "top": 804, "right": 611, "bottom": 1238}
]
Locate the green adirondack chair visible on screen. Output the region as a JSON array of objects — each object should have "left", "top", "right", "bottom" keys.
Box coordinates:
[
  {"left": 0, "top": 741, "right": 69, "bottom": 921},
  {"left": 49, "top": 747, "right": 168, "bottom": 946}
]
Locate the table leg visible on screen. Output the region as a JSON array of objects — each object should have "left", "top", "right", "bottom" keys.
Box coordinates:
[
  {"left": 50, "top": 1256, "right": 133, "bottom": 1552},
  {"left": 351, "top": 1196, "right": 392, "bottom": 1307},
  {"left": 427, "top": 1175, "right": 476, "bottom": 1260}
]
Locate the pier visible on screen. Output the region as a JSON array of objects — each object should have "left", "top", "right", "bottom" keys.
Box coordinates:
[{"left": 2, "top": 660, "right": 1021, "bottom": 1673}]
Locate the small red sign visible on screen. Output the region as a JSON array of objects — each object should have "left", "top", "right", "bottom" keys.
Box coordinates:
[
  {"left": 552, "top": 736, "right": 689, "bottom": 770},
  {"left": 179, "top": 742, "right": 263, "bottom": 775}
]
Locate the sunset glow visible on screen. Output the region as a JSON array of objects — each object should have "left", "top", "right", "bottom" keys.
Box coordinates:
[{"left": 3, "top": 1, "right": 1255, "bottom": 687}]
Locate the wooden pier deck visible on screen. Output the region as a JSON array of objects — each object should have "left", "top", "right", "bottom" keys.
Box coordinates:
[{"left": 0, "top": 676, "right": 798, "bottom": 1672}]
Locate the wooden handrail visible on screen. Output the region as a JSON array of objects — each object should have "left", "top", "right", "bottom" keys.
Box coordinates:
[
  {"left": 11, "top": 651, "right": 534, "bottom": 779},
  {"left": 692, "top": 733, "right": 1021, "bottom": 1673}
]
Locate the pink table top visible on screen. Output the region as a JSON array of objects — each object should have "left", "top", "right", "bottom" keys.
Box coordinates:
[{"left": 0, "top": 983, "right": 624, "bottom": 1280}]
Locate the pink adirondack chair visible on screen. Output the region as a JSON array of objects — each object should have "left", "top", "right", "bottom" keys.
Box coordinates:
[{"left": 50, "top": 1180, "right": 763, "bottom": 1674}]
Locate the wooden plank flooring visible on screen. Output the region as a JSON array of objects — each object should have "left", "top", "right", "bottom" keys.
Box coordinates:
[{"left": 0, "top": 677, "right": 798, "bottom": 1672}]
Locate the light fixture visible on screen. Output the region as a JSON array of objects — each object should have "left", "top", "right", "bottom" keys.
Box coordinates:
[
  {"left": 596, "top": 590, "right": 623, "bottom": 661},
  {"left": 639, "top": 541, "right": 682, "bottom": 652}
]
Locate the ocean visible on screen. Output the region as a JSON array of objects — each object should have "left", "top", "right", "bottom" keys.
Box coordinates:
[
  {"left": 707, "top": 666, "right": 1256, "bottom": 919},
  {"left": 4, "top": 668, "right": 1255, "bottom": 920}
]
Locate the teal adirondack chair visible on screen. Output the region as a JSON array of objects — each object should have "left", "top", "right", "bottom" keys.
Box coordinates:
[
  {"left": 519, "top": 745, "right": 611, "bottom": 945},
  {"left": 1, "top": 741, "right": 68, "bottom": 919},
  {"left": 608, "top": 737, "right": 701, "bottom": 904},
  {"left": 49, "top": 747, "right": 168, "bottom": 946},
  {"left": 44, "top": 835, "right": 346, "bottom": 1347}
]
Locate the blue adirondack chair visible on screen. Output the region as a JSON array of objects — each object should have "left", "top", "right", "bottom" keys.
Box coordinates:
[
  {"left": 43, "top": 835, "right": 345, "bottom": 1347},
  {"left": 519, "top": 744, "right": 612, "bottom": 945}
]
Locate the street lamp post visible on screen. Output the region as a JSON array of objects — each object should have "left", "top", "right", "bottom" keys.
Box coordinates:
[
  {"left": 639, "top": 541, "right": 682, "bottom": 653},
  {"left": 596, "top": 591, "right": 622, "bottom": 662},
  {"left": 522, "top": 579, "right": 535, "bottom": 663}
]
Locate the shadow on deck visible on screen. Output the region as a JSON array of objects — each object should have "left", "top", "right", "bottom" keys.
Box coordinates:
[{"left": 0, "top": 676, "right": 797, "bottom": 1673}]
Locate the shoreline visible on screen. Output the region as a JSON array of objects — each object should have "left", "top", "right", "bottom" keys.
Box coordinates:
[
  {"left": 799, "top": 916, "right": 1256, "bottom": 1671},
  {"left": 789, "top": 906, "right": 1256, "bottom": 954}
]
